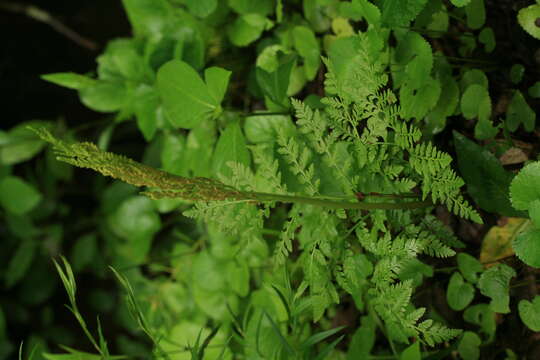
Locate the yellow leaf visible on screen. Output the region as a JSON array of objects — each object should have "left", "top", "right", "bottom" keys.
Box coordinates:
[{"left": 480, "top": 217, "right": 528, "bottom": 266}]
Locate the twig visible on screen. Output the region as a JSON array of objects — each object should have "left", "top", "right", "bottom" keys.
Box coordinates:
[{"left": 0, "top": 1, "right": 99, "bottom": 51}]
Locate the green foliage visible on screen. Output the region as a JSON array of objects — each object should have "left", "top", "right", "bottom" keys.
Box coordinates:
[
  {"left": 518, "top": 3, "right": 540, "bottom": 39},
  {"left": 518, "top": 296, "right": 540, "bottom": 331}
]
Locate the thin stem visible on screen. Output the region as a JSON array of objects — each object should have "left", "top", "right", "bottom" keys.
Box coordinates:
[
  {"left": 241, "top": 111, "right": 291, "bottom": 117},
  {"left": 249, "top": 191, "right": 433, "bottom": 210},
  {"left": 0, "top": 1, "right": 99, "bottom": 51}
]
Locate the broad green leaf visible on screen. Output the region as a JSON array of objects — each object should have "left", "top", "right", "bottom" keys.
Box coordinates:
[
  {"left": 256, "top": 54, "right": 296, "bottom": 107},
  {"left": 400, "top": 77, "right": 441, "bottom": 120},
  {"left": 185, "top": 120, "right": 216, "bottom": 177},
  {"left": 185, "top": 0, "right": 217, "bottom": 18},
  {"left": 244, "top": 114, "right": 295, "bottom": 143},
  {"left": 212, "top": 121, "right": 251, "bottom": 178},
  {"left": 510, "top": 161, "right": 540, "bottom": 210},
  {"left": 478, "top": 264, "right": 516, "bottom": 313},
  {"left": 465, "top": 0, "right": 485, "bottom": 29},
  {"left": 453, "top": 131, "right": 521, "bottom": 216},
  {"left": 134, "top": 85, "right": 159, "bottom": 141},
  {"left": 0, "top": 120, "right": 50, "bottom": 165},
  {"left": 457, "top": 254, "right": 483, "bottom": 284},
  {"left": 226, "top": 261, "right": 250, "bottom": 297},
  {"left": 0, "top": 176, "right": 42, "bottom": 215},
  {"left": 347, "top": 315, "right": 375, "bottom": 359},
  {"left": 460, "top": 69, "right": 488, "bottom": 91},
  {"left": 41, "top": 72, "right": 97, "bottom": 90},
  {"left": 478, "top": 27, "right": 496, "bottom": 52},
  {"left": 458, "top": 331, "right": 481, "bottom": 360},
  {"left": 510, "top": 64, "right": 525, "bottom": 84},
  {"left": 193, "top": 251, "right": 226, "bottom": 292},
  {"left": 228, "top": 0, "right": 273, "bottom": 16},
  {"left": 424, "top": 75, "right": 459, "bottom": 134},
  {"left": 228, "top": 14, "right": 271, "bottom": 47},
  {"left": 292, "top": 26, "right": 321, "bottom": 80},
  {"left": 480, "top": 218, "right": 527, "bottom": 265},
  {"left": 513, "top": 226, "right": 540, "bottom": 268},
  {"left": 518, "top": 4, "right": 540, "bottom": 39},
  {"left": 380, "top": 0, "right": 429, "bottom": 28},
  {"left": 400, "top": 342, "right": 420, "bottom": 360},
  {"left": 529, "top": 199, "right": 540, "bottom": 227},
  {"left": 161, "top": 132, "right": 188, "bottom": 176},
  {"left": 204, "top": 67, "right": 232, "bottom": 105},
  {"left": 157, "top": 60, "right": 218, "bottom": 129},
  {"left": 463, "top": 304, "right": 496, "bottom": 340},
  {"left": 5, "top": 239, "right": 37, "bottom": 288},
  {"left": 461, "top": 84, "right": 489, "bottom": 120},
  {"left": 97, "top": 39, "right": 149, "bottom": 82},
  {"left": 518, "top": 296, "right": 540, "bottom": 331},
  {"left": 79, "top": 81, "right": 127, "bottom": 112},
  {"left": 71, "top": 234, "right": 98, "bottom": 272},
  {"left": 121, "top": 0, "right": 170, "bottom": 37},
  {"left": 529, "top": 81, "right": 540, "bottom": 98},
  {"left": 451, "top": 0, "right": 471, "bottom": 7},
  {"left": 447, "top": 272, "right": 475, "bottom": 311},
  {"left": 394, "top": 32, "right": 433, "bottom": 89},
  {"left": 506, "top": 90, "right": 536, "bottom": 132}
]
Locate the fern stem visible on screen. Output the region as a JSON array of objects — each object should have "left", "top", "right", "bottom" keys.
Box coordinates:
[{"left": 249, "top": 192, "right": 432, "bottom": 210}]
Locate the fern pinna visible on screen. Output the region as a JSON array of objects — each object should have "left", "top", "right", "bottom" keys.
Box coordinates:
[{"left": 34, "top": 32, "right": 479, "bottom": 349}]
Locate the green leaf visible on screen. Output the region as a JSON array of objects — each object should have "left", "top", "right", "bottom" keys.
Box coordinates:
[
  {"left": 0, "top": 121, "right": 50, "bottom": 165},
  {"left": 457, "top": 253, "right": 484, "bottom": 284},
  {"left": 212, "top": 121, "right": 251, "bottom": 179},
  {"left": 134, "top": 85, "right": 159, "bottom": 141},
  {"left": 463, "top": 304, "right": 496, "bottom": 340},
  {"left": 292, "top": 26, "right": 321, "bottom": 80},
  {"left": 79, "top": 81, "right": 127, "bottom": 112},
  {"left": 518, "top": 296, "right": 540, "bottom": 331},
  {"left": 394, "top": 32, "right": 433, "bottom": 89},
  {"left": 447, "top": 272, "right": 475, "bottom": 311},
  {"left": 121, "top": 0, "right": 171, "bottom": 37},
  {"left": 529, "top": 200, "right": 540, "bottom": 227},
  {"left": 347, "top": 315, "right": 376, "bottom": 359},
  {"left": 244, "top": 114, "right": 295, "bottom": 143},
  {"left": 424, "top": 75, "right": 459, "bottom": 134},
  {"left": 204, "top": 67, "right": 232, "bottom": 105},
  {"left": 193, "top": 251, "right": 226, "bottom": 292},
  {"left": 5, "top": 239, "right": 37, "bottom": 288},
  {"left": 227, "top": 261, "right": 250, "bottom": 297},
  {"left": 380, "top": 0, "right": 429, "bottom": 28},
  {"left": 510, "top": 161, "right": 540, "bottom": 210},
  {"left": 71, "top": 234, "right": 98, "bottom": 272},
  {"left": 185, "top": 0, "right": 217, "bottom": 18},
  {"left": 185, "top": 120, "right": 216, "bottom": 177},
  {"left": 528, "top": 81, "right": 540, "bottom": 98},
  {"left": 478, "top": 264, "right": 516, "bottom": 313},
  {"left": 458, "top": 331, "right": 481, "bottom": 360},
  {"left": 228, "top": 0, "right": 274, "bottom": 15},
  {"left": 0, "top": 176, "right": 42, "bottom": 215},
  {"left": 400, "top": 342, "right": 420, "bottom": 360},
  {"left": 513, "top": 226, "right": 540, "bottom": 268},
  {"left": 161, "top": 132, "right": 188, "bottom": 176},
  {"left": 157, "top": 60, "right": 220, "bottom": 129},
  {"left": 518, "top": 4, "right": 540, "bottom": 40},
  {"left": 465, "top": 0, "right": 485, "bottom": 29},
  {"left": 400, "top": 77, "right": 441, "bottom": 120},
  {"left": 228, "top": 14, "right": 271, "bottom": 47},
  {"left": 506, "top": 90, "right": 536, "bottom": 132},
  {"left": 478, "top": 27, "right": 496, "bottom": 52},
  {"left": 453, "top": 131, "right": 521, "bottom": 216},
  {"left": 256, "top": 54, "right": 296, "bottom": 107},
  {"left": 461, "top": 84, "right": 489, "bottom": 120},
  {"left": 451, "top": 0, "right": 471, "bottom": 7},
  {"left": 41, "top": 72, "right": 97, "bottom": 90},
  {"left": 460, "top": 69, "right": 488, "bottom": 90},
  {"left": 510, "top": 64, "right": 525, "bottom": 84}
]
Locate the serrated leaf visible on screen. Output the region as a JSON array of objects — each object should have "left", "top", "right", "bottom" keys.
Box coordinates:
[
  {"left": 478, "top": 264, "right": 516, "bottom": 313},
  {"left": 157, "top": 60, "right": 220, "bottom": 129},
  {"left": 185, "top": 0, "right": 217, "bottom": 18},
  {"left": 212, "top": 121, "right": 251, "bottom": 179},
  {"left": 453, "top": 131, "right": 521, "bottom": 216},
  {"left": 518, "top": 296, "right": 540, "bottom": 331},
  {"left": 510, "top": 161, "right": 540, "bottom": 210},
  {"left": 518, "top": 4, "right": 540, "bottom": 39},
  {"left": 0, "top": 176, "right": 42, "bottom": 215},
  {"left": 447, "top": 272, "right": 475, "bottom": 311},
  {"left": 380, "top": 0, "right": 429, "bottom": 28},
  {"left": 513, "top": 226, "right": 540, "bottom": 268}
]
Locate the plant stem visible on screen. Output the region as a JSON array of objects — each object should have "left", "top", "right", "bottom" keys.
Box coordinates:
[{"left": 249, "top": 191, "right": 433, "bottom": 210}]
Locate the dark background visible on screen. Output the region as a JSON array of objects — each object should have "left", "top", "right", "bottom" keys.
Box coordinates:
[{"left": 0, "top": 0, "right": 130, "bottom": 130}]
